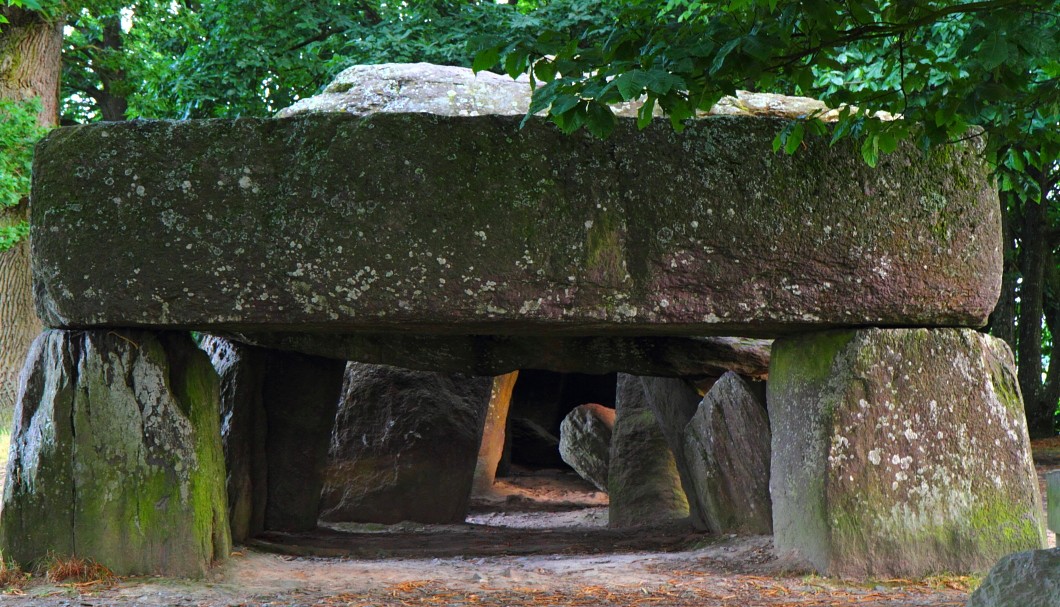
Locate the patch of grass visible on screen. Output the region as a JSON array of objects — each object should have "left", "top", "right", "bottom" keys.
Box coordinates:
[
  {"left": 41, "top": 554, "right": 114, "bottom": 587},
  {"left": 0, "top": 555, "right": 28, "bottom": 590}
]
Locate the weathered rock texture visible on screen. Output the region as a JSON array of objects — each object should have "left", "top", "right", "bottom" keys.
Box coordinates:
[
  {"left": 201, "top": 335, "right": 267, "bottom": 544},
  {"left": 276, "top": 63, "right": 533, "bottom": 118},
  {"left": 225, "top": 332, "right": 771, "bottom": 378},
  {"left": 682, "top": 372, "right": 772, "bottom": 534},
  {"left": 261, "top": 350, "right": 346, "bottom": 532},
  {"left": 1049, "top": 470, "right": 1060, "bottom": 534},
  {"left": 639, "top": 376, "right": 708, "bottom": 529},
  {"left": 275, "top": 63, "right": 878, "bottom": 123},
  {"left": 966, "top": 548, "right": 1060, "bottom": 607},
  {"left": 320, "top": 364, "right": 491, "bottom": 524},
  {"left": 0, "top": 330, "right": 229, "bottom": 577},
  {"left": 473, "top": 371, "right": 518, "bottom": 493},
  {"left": 608, "top": 374, "right": 689, "bottom": 528},
  {"left": 769, "top": 329, "right": 1045, "bottom": 578},
  {"left": 32, "top": 113, "right": 999, "bottom": 338},
  {"left": 559, "top": 403, "right": 616, "bottom": 491}
]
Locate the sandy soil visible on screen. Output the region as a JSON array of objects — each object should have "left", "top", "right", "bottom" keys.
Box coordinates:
[{"left": 0, "top": 448, "right": 1054, "bottom": 606}]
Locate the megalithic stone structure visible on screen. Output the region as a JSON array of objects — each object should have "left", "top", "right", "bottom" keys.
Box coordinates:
[
  {"left": 2, "top": 63, "right": 1041, "bottom": 579},
  {"left": 769, "top": 329, "right": 1045, "bottom": 578}
]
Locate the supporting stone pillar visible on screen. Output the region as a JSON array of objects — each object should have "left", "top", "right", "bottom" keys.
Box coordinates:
[
  {"left": 473, "top": 371, "right": 518, "bottom": 493},
  {"left": 261, "top": 350, "right": 346, "bottom": 532},
  {"left": 769, "top": 328, "right": 1045, "bottom": 578},
  {"left": 0, "top": 330, "right": 230, "bottom": 577},
  {"left": 608, "top": 374, "right": 689, "bottom": 527},
  {"left": 202, "top": 336, "right": 268, "bottom": 544}
]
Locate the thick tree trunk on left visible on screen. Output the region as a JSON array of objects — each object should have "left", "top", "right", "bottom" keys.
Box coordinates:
[{"left": 0, "top": 7, "right": 62, "bottom": 426}]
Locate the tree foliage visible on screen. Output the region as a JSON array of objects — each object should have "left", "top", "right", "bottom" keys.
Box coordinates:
[{"left": 477, "top": 0, "right": 1060, "bottom": 434}]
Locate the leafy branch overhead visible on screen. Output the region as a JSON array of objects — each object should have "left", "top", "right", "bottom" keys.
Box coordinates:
[{"left": 473, "top": 0, "right": 1059, "bottom": 180}]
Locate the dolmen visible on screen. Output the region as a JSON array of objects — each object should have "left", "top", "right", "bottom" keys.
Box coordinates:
[{"left": 0, "top": 63, "right": 1045, "bottom": 578}]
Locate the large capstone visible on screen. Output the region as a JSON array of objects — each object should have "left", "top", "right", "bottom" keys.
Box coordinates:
[
  {"left": 966, "top": 548, "right": 1060, "bottom": 607},
  {"left": 769, "top": 328, "right": 1045, "bottom": 578},
  {"left": 0, "top": 330, "right": 229, "bottom": 577},
  {"left": 608, "top": 374, "right": 689, "bottom": 528},
  {"left": 32, "top": 112, "right": 999, "bottom": 339},
  {"left": 320, "top": 363, "right": 491, "bottom": 524},
  {"left": 682, "top": 372, "right": 772, "bottom": 534}
]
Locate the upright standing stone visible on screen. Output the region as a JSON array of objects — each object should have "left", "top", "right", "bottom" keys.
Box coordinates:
[
  {"left": 608, "top": 374, "right": 689, "bottom": 527},
  {"left": 559, "top": 403, "right": 616, "bottom": 492},
  {"left": 683, "top": 372, "right": 772, "bottom": 534},
  {"left": 261, "top": 350, "right": 346, "bottom": 532},
  {"left": 0, "top": 330, "right": 229, "bottom": 577},
  {"left": 201, "top": 336, "right": 268, "bottom": 544},
  {"left": 320, "top": 363, "right": 491, "bottom": 524},
  {"left": 473, "top": 371, "right": 519, "bottom": 493},
  {"left": 640, "top": 376, "right": 708, "bottom": 529},
  {"left": 770, "top": 329, "right": 1045, "bottom": 577}
]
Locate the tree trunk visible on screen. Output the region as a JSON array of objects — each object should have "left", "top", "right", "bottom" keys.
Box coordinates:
[
  {"left": 1041, "top": 248, "right": 1060, "bottom": 433},
  {"left": 0, "top": 7, "right": 62, "bottom": 427},
  {"left": 92, "top": 15, "right": 128, "bottom": 121},
  {"left": 990, "top": 193, "right": 1018, "bottom": 351},
  {"left": 1016, "top": 181, "right": 1049, "bottom": 437}
]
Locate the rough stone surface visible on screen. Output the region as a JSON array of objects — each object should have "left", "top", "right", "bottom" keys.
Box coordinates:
[
  {"left": 225, "top": 332, "right": 771, "bottom": 378},
  {"left": 682, "top": 372, "right": 772, "bottom": 534},
  {"left": 276, "top": 63, "right": 879, "bottom": 124},
  {"left": 320, "top": 363, "right": 491, "bottom": 524},
  {"left": 966, "top": 548, "right": 1060, "bottom": 607},
  {"left": 639, "top": 376, "right": 707, "bottom": 529},
  {"left": 558, "top": 403, "right": 616, "bottom": 492},
  {"left": 261, "top": 350, "right": 346, "bottom": 532},
  {"left": 769, "top": 328, "right": 1045, "bottom": 578},
  {"left": 608, "top": 374, "right": 689, "bottom": 528},
  {"left": 276, "top": 63, "right": 534, "bottom": 118},
  {"left": 1049, "top": 470, "right": 1060, "bottom": 535},
  {"left": 0, "top": 329, "right": 229, "bottom": 577},
  {"left": 32, "top": 112, "right": 1000, "bottom": 338},
  {"left": 201, "top": 335, "right": 268, "bottom": 544}
]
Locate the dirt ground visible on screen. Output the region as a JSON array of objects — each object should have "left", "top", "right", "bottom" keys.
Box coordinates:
[{"left": 0, "top": 446, "right": 1056, "bottom": 606}]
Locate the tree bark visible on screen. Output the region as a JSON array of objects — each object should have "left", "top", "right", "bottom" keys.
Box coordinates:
[
  {"left": 0, "top": 7, "right": 62, "bottom": 425},
  {"left": 1041, "top": 248, "right": 1060, "bottom": 433},
  {"left": 1016, "top": 176, "right": 1050, "bottom": 437},
  {"left": 91, "top": 15, "right": 128, "bottom": 121},
  {"left": 989, "top": 193, "right": 1018, "bottom": 351}
]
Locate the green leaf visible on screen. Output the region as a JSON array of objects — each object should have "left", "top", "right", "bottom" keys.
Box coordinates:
[
  {"left": 877, "top": 130, "right": 898, "bottom": 154},
  {"left": 783, "top": 121, "right": 804, "bottom": 155},
  {"left": 473, "top": 47, "right": 500, "bottom": 73},
  {"left": 585, "top": 101, "right": 615, "bottom": 138},
  {"left": 534, "top": 58, "right": 557, "bottom": 82},
  {"left": 979, "top": 30, "right": 1010, "bottom": 71},
  {"left": 710, "top": 38, "right": 740, "bottom": 75},
  {"left": 861, "top": 135, "right": 880, "bottom": 168}
]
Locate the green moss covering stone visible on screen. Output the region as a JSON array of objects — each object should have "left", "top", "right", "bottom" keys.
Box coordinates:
[
  {"left": 31, "top": 112, "right": 999, "bottom": 339},
  {"left": 769, "top": 328, "right": 1045, "bottom": 578},
  {"left": 0, "top": 329, "right": 230, "bottom": 577}
]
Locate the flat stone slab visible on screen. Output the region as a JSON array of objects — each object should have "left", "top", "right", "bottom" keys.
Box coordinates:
[{"left": 32, "top": 113, "right": 999, "bottom": 337}]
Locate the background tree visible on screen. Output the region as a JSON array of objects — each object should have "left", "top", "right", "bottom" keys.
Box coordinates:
[{"left": 0, "top": 0, "right": 61, "bottom": 427}]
